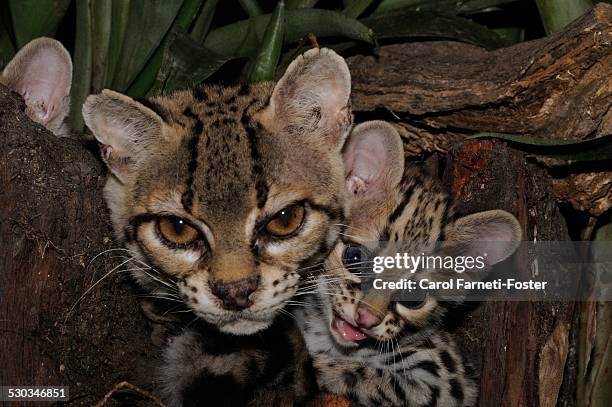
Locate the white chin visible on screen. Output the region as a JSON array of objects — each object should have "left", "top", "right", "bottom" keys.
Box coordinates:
[{"left": 219, "top": 319, "right": 271, "bottom": 335}]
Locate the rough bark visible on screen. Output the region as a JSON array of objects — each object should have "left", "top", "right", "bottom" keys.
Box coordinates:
[
  {"left": 347, "top": 3, "right": 612, "bottom": 216},
  {"left": 348, "top": 3, "right": 612, "bottom": 143},
  {"left": 442, "top": 140, "right": 578, "bottom": 407},
  {"left": 0, "top": 85, "right": 157, "bottom": 405}
]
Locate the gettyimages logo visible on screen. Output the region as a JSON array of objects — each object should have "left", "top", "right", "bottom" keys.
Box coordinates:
[
  {"left": 359, "top": 241, "right": 612, "bottom": 302},
  {"left": 372, "top": 253, "right": 487, "bottom": 274}
]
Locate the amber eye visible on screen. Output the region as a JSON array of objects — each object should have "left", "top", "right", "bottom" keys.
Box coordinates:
[
  {"left": 265, "top": 204, "right": 305, "bottom": 237},
  {"left": 157, "top": 217, "right": 200, "bottom": 247}
]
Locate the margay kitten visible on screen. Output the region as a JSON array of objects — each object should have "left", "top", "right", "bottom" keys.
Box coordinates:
[
  {"left": 82, "top": 48, "right": 352, "bottom": 405},
  {"left": 298, "top": 121, "right": 521, "bottom": 406}
]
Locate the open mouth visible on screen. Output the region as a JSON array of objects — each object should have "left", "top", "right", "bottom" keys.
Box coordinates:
[{"left": 331, "top": 314, "right": 368, "bottom": 342}]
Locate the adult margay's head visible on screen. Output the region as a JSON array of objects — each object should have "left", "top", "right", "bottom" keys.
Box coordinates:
[{"left": 83, "top": 48, "right": 352, "bottom": 335}]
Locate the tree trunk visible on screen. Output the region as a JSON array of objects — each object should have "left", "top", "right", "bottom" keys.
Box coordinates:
[
  {"left": 441, "top": 140, "right": 578, "bottom": 407},
  {"left": 0, "top": 86, "right": 157, "bottom": 405}
]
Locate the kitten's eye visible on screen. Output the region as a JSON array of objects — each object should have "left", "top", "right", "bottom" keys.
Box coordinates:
[
  {"left": 342, "top": 244, "right": 369, "bottom": 272},
  {"left": 157, "top": 217, "right": 199, "bottom": 246},
  {"left": 265, "top": 204, "right": 305, "bottom": 237},
  {"left": 392, "top": 288, "right": 427, "bottom": 309}
]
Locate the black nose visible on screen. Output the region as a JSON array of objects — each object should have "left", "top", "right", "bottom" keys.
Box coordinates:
[{"left": 209, "top": 277, "right": 259, "bottom": 310}]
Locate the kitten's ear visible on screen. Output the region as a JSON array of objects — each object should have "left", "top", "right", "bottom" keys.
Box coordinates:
[
  {"left": 259, "top": 47, "right": 352, "bottom": 149},
  {"left": 342, "top": 121, "right": 404, "bottom": 196},
  {"left": 444, "top": 209, "right": 522, "bottom": 267},
  {"left": 82, "top": 89, "right": 164, "bottom": 182},
  {"left": 1, "top": 37, "right": 72, "bottom": 135},
  {"left": 425, "top": 210, "right": 521, "bottom": 303}
]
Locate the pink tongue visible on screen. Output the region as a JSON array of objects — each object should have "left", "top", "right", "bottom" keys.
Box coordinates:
[{"left": 332, "top": 317, "right": 367, "bottom": 341}]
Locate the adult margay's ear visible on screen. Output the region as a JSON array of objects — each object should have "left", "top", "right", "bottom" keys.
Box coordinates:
[
  {"left": 1, "top": 37, "right": 72, "bottom": 136},
  {"left": 82, "top": 89, "right": 164, "bottom": 183},
  {"left": 258, "top": 47, "right": 352, "bottom": 150},
  {"left": 342, "top": 121, "right": 404, "bottom": 197}
]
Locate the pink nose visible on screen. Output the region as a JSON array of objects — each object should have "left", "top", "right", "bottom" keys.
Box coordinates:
[{"left": 355, "top": 304, "right": 382, "bottom": 329}]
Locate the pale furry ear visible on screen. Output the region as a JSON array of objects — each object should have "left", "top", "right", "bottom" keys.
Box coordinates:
[
  {"left": 443, "top": 209, "right": 522, "bottom": 266},
  {"left": 259, "top": 47, "right": 352, "bottom": 149},
  {"left": 82, "top": 89, "right": 164, "bottom": 182},
  {"left": 1, "top": 37, "right": 72, "bottom": 136},
  {"left": 342, "top": 121, "right": 404, "bottom": 196}
]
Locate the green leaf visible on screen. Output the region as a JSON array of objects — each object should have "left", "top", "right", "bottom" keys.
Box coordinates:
[
  {"left": 286, "top": 0, "right": 319, "bottom": 8},
  {"left": 343, "top": 0, "right": 375, "bottom": 19},
  {"left": 111, "top": 0, "right": 183, "bottom": 92},
  {"left": 250, "top": 0, "right": 285, "bottom": 83},
  {"left": 127, "top": 0, "right": 204, "bottom": 97},
  {"left": 536, "top": 0, "right": 594, "bottom": 35},
  {"left": 493, "top": 26, "right": 525, "bottom": 46},
  {"left": 174, "top": 0, "right": 207, "bottom": 36},
  {"left": 0, "top": 0, "right": 15, "bottom": 44},
  {"left": 467, "top": 132, "right": 612, "bottom": 162},
  {"left": 0, "top": 13, "right": 15, "bottom": 65},
  {"left": 456, "top": 0, "right": 521, "bottom": 13},
  {"left": 104, "top": 0, "right": 130, "bottom": 88},
  {"left": 9, "top": 0, "right": 71, "bottom": 48},
  {"left": 91, "top": 0, "right": 112, "bottom": 93},
  {"left": 204, "top": 9, "right": 374, "bottom": 58},
  {"left": 361, "top": 9, "right": 505, "bottom": 50},
  {"left": 69, "top": 0, "right": 93, "bottom": 133},
  {"left": 238, "top": 0, "right": 263, "bottom": 17},
  {"left": 153, "top": 32, "right": 236, "bottom": 95},
  {"left": 236, "top": 19, "right": 261, "bottom": 78},
  {"left": 190, "top": 0, "right": 219, "bottom": 44},
  {"left": 373, "top": 0, "right": 520, "bottom": 16}
]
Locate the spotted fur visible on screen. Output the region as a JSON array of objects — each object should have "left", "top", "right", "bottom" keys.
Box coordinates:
[
  {"left": 157, "top": 315, "right": 316, "bottom": 407},
  {"left": 297, "top": 121, "right": 521, "bottom": 407}
]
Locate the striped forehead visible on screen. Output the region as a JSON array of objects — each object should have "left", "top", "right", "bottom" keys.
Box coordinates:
[
  {"left": 187, "top": 110, "right": 254, "bottom": 210},
  {"left": 142, "top": 84, "right": 275, "bottom": 227}
]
